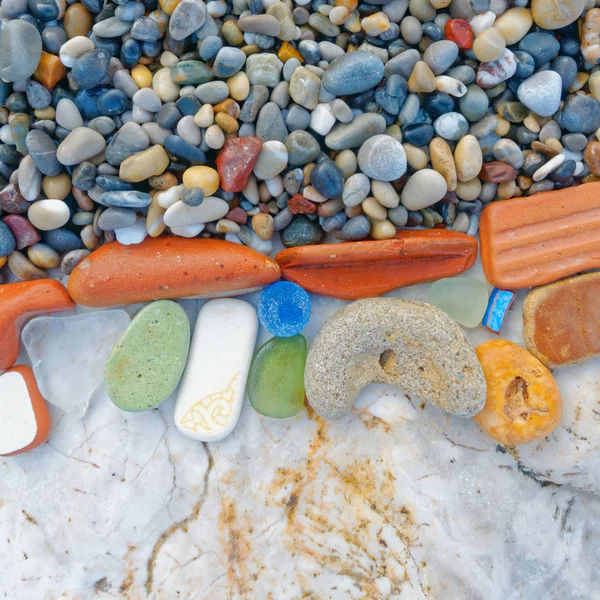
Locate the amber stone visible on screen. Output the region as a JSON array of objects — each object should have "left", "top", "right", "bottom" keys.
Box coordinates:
[
  {"left": 64, "top": 4, "right": 93, "bottom": 38},
  {"left": 478, "top": 161, "right": 517, "bottom": 183},
  {"left": 34, "top": 52, "right": 67, "bottom": 90},
  {"left": 278, "top": 42, "right": 303, "bottom": 63},
  {"left": 288, "top": 194, "right": 317, "bottom": 214},
  {"left": 213, "top": 98, "right": 241, "bottom": 118},
  {"left": 216, "top": 136, "right": 262, "bottom": 193},
  {"left": 584, "top": 141, "right": 600, "bottom": 176}
]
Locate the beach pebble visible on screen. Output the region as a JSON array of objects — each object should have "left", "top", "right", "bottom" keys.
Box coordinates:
[
  {"left": 56, "top": 127, "right": 106, "bottom": 166},
  {"left": 169, "top": 0, "right": 208, "bottom": 40},
  {"left": 357, "top": 134, "right": 406, "bottom": 181},
  {"left": 28, "top": 199, "right": 70, "bottom": 231},
  {"left": 258, "top": 281, "right": 311, "bottom": 338},
  {"left": 517, "top": 71, "right": 562, "bottom": 118},
  {"left": 427, "top": 277, "right": 489, "bottom": 327},
  {"left": 433, "top": 112, "right": 469, "bottom": 140},
  {"left": 0, "top": 21, "right": 42, "bottom": 82},
  {"left": 401, "top": 169, "right": 448, "bottom": 210},
  {"left": 322, "top": 51, "right": 384, "bottom": 96},
  {"left": 163, "top": 197, "right": 229, "bottom": 227}
]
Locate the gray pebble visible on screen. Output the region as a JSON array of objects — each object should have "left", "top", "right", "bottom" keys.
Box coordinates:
[
  {"left": 0, "top": 21, "right": 42, "bottom": 82},
  {"left": 105, "top": 122, "right": 150, "bottom": 166},
  {"left": 285, "top": 130, "right": 321, "bottom": 166},
  {"left": 459, "top": 85, "right": 489, "bottom": 122},
  {"left": 245, "top": 54, "right": 284, "bottom": 87},
  {"left": 194, "top": 81, "right": 229, "bottom": 104},
  {"left": 322, "top": 51, "right": 384, "bottom": 96},
  {"left": 423, "top": 40, "right": 459, "bottom": 76},
  {"left": 256, "top": 102, "right": 288, "bottom": 143},
  {"left": 562, "top": 133, "right": 587, "bottom": 152},
  {"left": 325, "top": 113, "right": 387, "bottom": 150},
  {"left": 285, "top": 104, "right": 311, "bottom": 131},
  {"left": 25, "top": 129, "right": 61, "bottom": 176},
  {"left": 169, "top": 0, "right": 207, "bottom": 41},
  {"left": 433, "top": 112, "right": 469, "bottom": 141},
  {"left": 239, "top": 85, "right": 270, "bottom": 123},
  {"left": 97, "top": 207, "right": 137, "bottom": 230},
  {"left": 357, "top": 134, "right": 407, "bottom": 181},
  {"left": 212, "top": 46, "right": 246, "bottom": 78}
]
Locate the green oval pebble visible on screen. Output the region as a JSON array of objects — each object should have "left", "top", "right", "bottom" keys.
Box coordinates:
[
  {"left": 105, "top": 300, "right": 190, "bottom": 412},
  {"left": 248, "top": 334, "right": 306, "bottom": 418},
  {"left": 426, "top": 277, "right": 489, "bottom": 328}
]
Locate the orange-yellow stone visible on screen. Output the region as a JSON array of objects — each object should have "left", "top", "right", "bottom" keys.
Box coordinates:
[
  {"left": 64, "top": 3, "right": 93, "bottom": 38},
  {"left": 34, "top": 52, "right": 67, "bottom": 90},
  {"left": 278, "top": 42, "right": 303, "bottom": 63}
]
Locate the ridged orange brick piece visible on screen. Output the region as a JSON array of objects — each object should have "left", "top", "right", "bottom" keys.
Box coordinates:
[
  {"left": 0, "top": 365, "right": 51, "bottom": 456},
  {"left": 480, "top": 182, "right": 600, "bottom": 289},
  {"left": 275, "top": 230, "right": 477, "bottom": 299},
  {"left": 68, "top": 236, "right": 281, "bottom": 307},
  {"left": 523, "top": 272, "right": 600, "bottom": 368},
  {"left": 0, "top": 280, "right": 74, "bottom": 370}
]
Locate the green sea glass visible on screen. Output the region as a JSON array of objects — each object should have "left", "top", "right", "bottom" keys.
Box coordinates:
[
  {"left": 426, "top": 277, "right": 489, "bottom": 328},
  {"left": 248, "top": 334, "right": 307, "bottom": 418}
]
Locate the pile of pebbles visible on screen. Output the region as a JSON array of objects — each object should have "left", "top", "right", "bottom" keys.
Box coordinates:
[{"left": 0, "top": 0, "right": 598, "bottom": 283}]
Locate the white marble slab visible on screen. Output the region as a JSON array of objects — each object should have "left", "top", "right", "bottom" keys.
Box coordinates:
[{"left": 0, "top": 259, "right": 599, "bottom": 599}]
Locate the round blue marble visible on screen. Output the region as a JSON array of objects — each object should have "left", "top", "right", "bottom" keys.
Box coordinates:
[{"left": 258, "top": 282, "right": 311, "bottom": 338}]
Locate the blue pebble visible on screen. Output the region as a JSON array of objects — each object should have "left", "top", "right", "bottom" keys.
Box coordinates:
[
  {"left": 482, "top": 288, "right": 515, "bottom": 334},
  {"left": 402, "top": 122, "right": 434, "bottom": 146},
  {"left": 74, "top": 88, "right": 105, "bottom": 120},
  {"left": 42, "top": 25, "right": 66, "bottom": 54},
  {"left": 0, "top": 82, "right": 9, "bottom": 107},
  {"left": 341, "top": 215, "right": 370, "bottom": 241},
  {"left": 26, "top": 80, "right": 51, "bottom": 110},
  {"left": 130, "top": 16, "right": 161, "bottom": 42},
  {"left": 175, "top": 95, "right": 201, "bottom": 116},
  {"left": 28, "top": 0, "right": 59, "bottom": 21},
  {"left": 42, "top": 228, "right": 84, "bottom": 253},
  {"left": 310, "top": 159, "right": 344, "bottom": 199},
  {"left": 165, "top": 135, "right": 206, "bottom": 165},
  {"left": 551, "top": 55, "right": 577, "bottom": 91},
  {"left": 199, "top": 35, "right": 223, "bottom": 60},
  {"left": 0, "top": 222, "right": 16, "bottom": 257},
  {"left": 560, "top": 37, "right": 580, "bottom": 57},
  {"left": 320, "top": 211, "right": 347, "bottom": 232},
  {"left": 88, "top": 33, "right": 120, "bottom": 56},
  {"left": 422, "top": 21, "right": 443, "bottom": 41},
  {"left": 120, "top": 37, "right": 141, "bottom": 67},
  {"left": 424, "top": 91, "right": 455, "bottom": 120},
  {"left": 157, "top": 103, "right": 182, "bottom": 129},
  {"left": 518, "top": 33, "right": 560, "bottom": 68},
  {"left": 258, "top": 281, "right": 311, "bottom": 338},
  {"left": 82, "top": 0, "right": 103, "bottom": 12},
  {"left": 115, "top": 1, "right": 145, "bottom": 21},
  {"left": 72, "top": 49, "right": 111, "bottom": 90},
  {"left": 97, "top": 88, "right": 129, "bottom": 117},
  {"left": 142, "top": 40, "right": 161, "bottom": 57},
  {"left": 96, "top": 174, "right": 133, "bottom": 191},
  {"left": 100, "top": 190, "right": 152, "bottom": 208},
  {"left": 375, "top": 87, "right": 401, "bottom": 115},
  {"left": 513, "top": 50, "right": 535, "bottom": 79}
]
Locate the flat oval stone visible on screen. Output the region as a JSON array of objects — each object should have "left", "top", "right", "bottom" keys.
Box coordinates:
[
  {"left": 25, "top": 130, "right": 61, "bottom": 176},
  {"left": 163, "top": 197, "right": 229, "bottom": 226},
  {"left": 28, "top": 199, "right": 70, "bottom": 231},
  {"left": 560, "top": 95, "right": 600, "bottom": 134},
  {"left": 0, "top": 20, "right": 42, "bottom": 82},
  {"left": 285, "top": 130, "right": 320, "bottom": 166},
  {"left": 169, "top": 0, "right": 207, "bottom": 40},
  {"left": 100, "top": 190, "right": 152, "bottom": 208},
  {"left": 105, "top": 300, "right": 190, "bottom": 411},
  {"left": 56, "top": 127, "right": 106, "bottom": 165},
  {"left": 105, "top": 122, "right": 150, "bottom": 166},
  {"left": 174, "top": 298, "right": 258, "bottom": 442},
  {"left": 248, "top": 334, "right": 306, "bottom": 419},
  {"left": 310, "top": 159, "right": 344, "bottom": 199},
  {"left": 325, "top": 113, "right": 387, "bottom": 150},
  {"left": 427, "top": 277, "right": 489, "bottom": 327},
  {"left": 401, "top": 169, "right": 448, "bottom": 210},
  {"left": 357, "top": 134, "right": 407, "bottom": 181},
  {"left": 322, "top": 51, "right": 384, "bottom": 96},
  {"left": 97, "top": 207, "right": 137, "bottom": 231},
  {"left": 71, "top": 49, "right": 111, "bottom": 89}
]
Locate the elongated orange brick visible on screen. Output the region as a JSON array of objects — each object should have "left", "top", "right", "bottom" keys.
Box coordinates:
[
  {"left": 480, "top": 182, "right": 600, "bottom": 289},
  {"left": 276, "top": 229, "right": 477, "bottom": 299}
]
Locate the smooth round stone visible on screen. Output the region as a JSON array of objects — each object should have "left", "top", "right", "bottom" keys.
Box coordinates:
[
  {"left": 95, "top": 175, "right": 133, "bottom": 191},
  {"left": 163, "top": 197, "right": 229, "bottom": 226},
  {"left": 285, "top": 104, "right": 310, "bottom": 131},
  {"left": 92, "top": 16, "right": 132, "bottom": 38},
  {"left": 285, "top": 130, "right": 320, "bottom": 166},
  {"left": 289, "top": 66, "right": 321, "bottom": 110},
  {"left": 72, "top": 49, "right": 111, "bottom": 89},
  {"left": 0, "top": 20, "right": 42, "bottom": 82},
  {"left": 258, "top": 281, "right": 311, "bottom": 338},
  {"left": 165, "top": 135, "right": 206, "bottom": 165},
  {"left": 532, "top": 0, "right": 584, "bottom": 29},
  {"left": 517, "top": 71, "right": 562, "bottom": 118},
  {"left": 115, "top": 2, "right": 145, "bottom": 20},
  {"left": 199, "top": 35, "right": 222, "bottom": 60},
  {"left": 281, "top": 214, "right": 324, "bottom": 247},
  {"left": 253, "top": 140, "right": 288, "bottom": 180},
  {"left": 55, "top": 98, "right": 83, "bottom": 130},
  {"left": 18, "top": 155, "right": 43, "bottom": 201},
  {"left": 100, "top": 190, "right": 152, "bottom": 208},
  {"left": 56, "top": 127, "right": 106, "bottom": 166},
  {"left": 562, "top": 133, "right": 587, "bottom": 152},
  {"left": 105, "top": 300, "right": 190, "bottom": 411},
  {"left": 27, "top": 242, "right": 59, "bottom": 269},
  {"left": 357, "top": 135, "right": 407, "bottom": 182},
  {"left": 325, "top": 113, "right": 387, "bottom": 151},
  {"left": 245, "top": 54, "right": 283, "bottom": 87},
  {"left": 97, "top": 207, "right": 137, "bottom": 231},
  {"left": 342, "top": 173, "right": 370, "bottom": 207},
  {"left": 513, "top": 50, "right": 535, "bottom": 79},
  {"left": 130, "top": 16, "right": 161, "bottom": 41},
  {"left": 433, "top": 112, "right": 469, "bottom": 140},
  {"left": 423, "top": 40, "right": 459, "bottom": 76},
  {"left": 322, "top": 51, "right": 384, "bottom": 96},
  {"left": 493, "top": 139, "right": 523, "bottom": 169},
  {"left": 28, "top": 199, "right": 70, "bottom": 231},
  {"left": 59, "top": 36, "right": 95, "bottom": 68},
  {"left": 248, "top": 334, "right": 306, "bottom": 419},
  {"left": 97, "top": 89, "right": 128, "bottom": 117},
  {"left": 120, "top": 38, "right": 141, "bottom": 67},
  {"left": 401, "top": 169, "right": 448, "bottom": 210},
  {"left": 560, "top": 96, "right": 600, "bottom": 134},
  {"left": 310, "top": 159, "right": 344, "bottom": 199},
  {"left": 72, "top": 163, "right": 98, "bottom": 190},
  {"left": 181, "top": 186, "right": 204, "bottom": 206},
  {"left": 169, "top": 0, "right": 207, "bottom": 40},
  {"left": 424, "top": 91, "right": 454, "bottom": 121},
  {"left": 25, "top": 130, "right": 61, "bottom": 176},
  {"left": 256, "top": 102, "right": 288, "bottom": 143},
  {"left": 518, "top": 32, "right": 560, "bottom": 68},
  {"left": 0, "top": 222, "right": 16, "bottom": 256},
  {"left": 458, "top": 85, "right": 489, "bottom": 122},
  {"left": 402, "top": 123, "right": 434, "bottom": 146},
  {"left": 25, "top": 81, "right": 51, "bottom": 110},
  {"left": 133, "top": 87, "right": 162, "bottom": 112},
  {"left": 42, "top": 227, "right": 83, "bottom": 252},
  {"left": 194, "top": 81, "right": 229, "bottom": 104},
  {"left": 105, "top": 122, "right": 149, "bottom": 165},
  {"left": 212, "top": 47, "right": 246, "bottom": 78},
  {"left": 551, "top": 56, "right": 577, "bottom": 91},
  {"left": 115, "top": 218, "right": 148, "bottom": 245},
  {"left": 341, "top": 214, "right": 371, "bottom": 240},
  {"left": 427, "top": 277, "right": 489, "bottom": 328}
]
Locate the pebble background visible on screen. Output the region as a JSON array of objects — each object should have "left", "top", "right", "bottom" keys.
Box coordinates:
[{"left": 0, "top": 0, "right": 597, "bottom": 283}]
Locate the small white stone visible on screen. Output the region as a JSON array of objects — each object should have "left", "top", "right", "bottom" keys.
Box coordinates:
[
  {"left": 371, "top": 180, "right": 400, "bottom": 208},
  {"left": 114, "top": 218, "right": 148, "bottom": 245},
  {"left": 170, "top": 223, "right": 206, "bottom": 237},
  {"left": 310, "top": 103, "right": 336, "bottom": 136},
  {"left": 157, "top": 185, "right": 183, "bottom": 209},
  {"left": 163, "top": 197, "right": 229, "bottom": 227},
  {"left": 55, "top": 98, "right": 83, "bottom": 130},
  {"left": 0, "top": 371, "right": 38, "bottom": 456},
  {"left": 204, "top": 124, "right": 225, "bottom": 149},
  {"left": 469, "top": 11, "right": 495, "bottom": 36},
  {"left": 532, "top": 154, "right": 566, "bottom": 182},
  {"left": 253, "top": 140, "right": 288, "bottom": 180},
  {"left": 176, "top": 115, "right": 202, "bottom": 145},
  {"left": 59, "top": 36, "right": 94, "bottom": 68},
  {"left": 435, "top": 75, "right": 467, "bottom": 97},
  {"left": 174, "top": 299, "right": 258, "bottom": 442},
  {"left": 56, "top": 127, "right": 106, "bottom": 166},
  {"left": 265, "top": 175, "right": 284, "bottom": 197},
  {"left": 0, "top": 124, "right": 14, "bottom": 144},
  {"left": 194, "top": 104, "right": 214, "bottom": 128},
  {"left": 18, "top": 155, "right": 42, "bottom": 201},
  {"left": 133, "top": 88, "right": 162, "bottom": 113},
  {"left": 401, "top": 169, "right": 448, "bottom": 210},
  {"left": 131, "top": 104, "right": 154, "bottom": 124},
  {"left": 28, "top": 199, "right": 70, "bottom": 231}
]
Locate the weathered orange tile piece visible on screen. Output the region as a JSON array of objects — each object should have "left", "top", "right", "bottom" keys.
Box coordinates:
[
  {"left": 523, "top": 272, "right": 600, "bottom": 368},
  {"left": 34, "top": 52, "right": 67, "bottom": 90},
  {"left": 0, "top": 280, "right": 74, "bottom": 370},
  {"left": 68, "top": 236, "right": 281, "bottom": 307},
  {"left": 0, "top": 365, "right": 51, "bottom": 456},
  {"left": 276, "top": 229, "right": 477, "bottom": 299},
  {"left": 480, "top": 182, "right": 600, "bottom": 289}
]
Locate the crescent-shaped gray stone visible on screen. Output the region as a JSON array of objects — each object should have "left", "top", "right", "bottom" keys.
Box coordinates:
[{"left": 305, "top": 298, "right": 487, "bottom": 420}]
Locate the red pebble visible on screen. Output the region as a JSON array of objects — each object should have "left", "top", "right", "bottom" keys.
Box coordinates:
[
  {"left": 216, "top": 136, "right": 262, "bottom": 193},
  {"left": 0, "top": 183, "right": 29, "bottom": 214},
  {"left": 445, "top": 19, "right": 473, "bottom": 50},
  {"left": 3, "top": 215, "right": 41, "bottom": 250},
  {"left": 258, "top": 204, "right": 269, "bottom": 213},
  {"left": 226, "top": 207, "right": 248, "bottom": 224},
  {"left": 288, "top": 194, "right": 318, "bottom": 214},
  {"left": 479, "top": 162, "right": 517, "bottom": 183}
]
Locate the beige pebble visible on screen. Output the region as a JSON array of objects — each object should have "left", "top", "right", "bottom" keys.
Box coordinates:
[
  {"left": 401, "top": 169, "right": 447, "bottom": 211},
  {"left": 371, "top": 180, "right": 400, "bottom": 208},
  {"left": 81, "top": 224, "right": 100, "bottom": 250},
  {"left": 304, "top": 185, "right": 327, "bottom": 203},
  {"left": 252, "top": 213, "right": 274, "bottom": 240},
  {"left": 146, "top": 193, "right": 166, "bottom": 238},
  {"left": 61, "top": 249, "right": 91, "bottom": 275},
  {"left": 435, "top": 76, "right": 467, "bottom": 97},
  {"left": 205, "top": 124, "right": 225, "bottom": 149},
  {"left": 152, "top": 68, "right": 180, "bottom": 102},
  {"left": 569, "top": 72, "right": 588, "bottom": 93},
  {"left": 8, "top": 251, "right": 46, "bottom": 281},
  {"left": 194, "top": 104, "right": 214, "bottom": 128},
  {"left": 183, "top": 166, "right": 220, "bottom": 195},
  {"left": 455, "top": 177, "right": 482, "bottom": 201},
  {"left": 533, "top": 0, "right": 585, "bottom": 31},
  {"left": 403, "top": 143, "right": 428, "bottom": 170},
  {"left": 27, "top": 243, "right": 60, "bottom": 269},
  {"left": 335, "top": 149, "right": 358, "bottom": 179},
  {"left": 362, "top": 196, "right": 387, "bottom": 220},
  {"left": 523, "top": 115, "right": 540, "bottom": 133},
  {"left": 370, "top": 218, "right": 396, "bottom": 240},
  {"left": 545, "top": 137, "right": 563, "bottom": 153},
  {"left": 429, "top": 0, "right": 451, "bottom": 7},
  {"left": 473, "top": 28, "right": 506, "bottom": 62},
  {"left": 493, "top": 8, "right": 533, "bottom": 45},
  {"left": 119, "top": 145, "right": 169, "bottom": 183},
  {"left": 497, "top": 180, "right": 516, "bottom": 199},
  {"left": 35, "top": 107, "right": 55, "bottom": 120},
  {"left": 227, "top": 72, "right": 250, "bottom": 102},
  {"left": 408, "top": 61, "right": 436, "bottom": 93},
  {"left": 454, "top": 135, "right": 483, "bottom": 182},
  {"left": 429, "top": 137, "right": 457, "bottom": 192},
  {"left": 361, "top": 12, "right": 390, "bottom": 36},
  {"left": 216, "top": 218, "right": 241, "bottom": 233},
  {"left": 329, "top": 6, "right": 349, "bottom": 24},
  {"left": 42, "top": 173, "right": 71, "bottom": 200},
  {"left": 495, "top": 116, "right": 510, "bottom": 136},
  {"left": 589, "top": 71, "right": 600, "bottom": 102},
  {"left": 160, "top": 51, "right": 179, "bottom": 67}
]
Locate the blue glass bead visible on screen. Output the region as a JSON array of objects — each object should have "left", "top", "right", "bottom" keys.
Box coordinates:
[
  {"left": 482, "top": 288, "right": 516, "bottom": 334},
  {"left": 258, "top": 282, "right": 311, "bottom": 338}
]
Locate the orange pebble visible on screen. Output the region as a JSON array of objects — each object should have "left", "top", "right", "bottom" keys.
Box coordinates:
[
  {"left": 34, "top": 52, "right": 67, "bottom": 90},
  {"left": 473, "top": 340, "right": 563, "bottom": 445},
  {"left": 278, "top": 41, "right": 303, "bottom": 63},
  {"left": 0, "top": 365, "right": 51, "bottom": 456},
  {"left": 0, "top": 280, "right": 74, "bottom": 370}
]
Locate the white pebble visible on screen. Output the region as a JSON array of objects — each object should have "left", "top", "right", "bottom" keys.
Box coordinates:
[
  {"left": 532, "top": 154, "right": 566, "bottom": 182},
  {"left": 310, "top": 103, "right": 336, "bottom": 136},
  {"left": 115, "top": 218, "right": 148, "bottom": 245},
  {"left": 176, "top": 115, "right": 202, "bottom": 145},
  {"left": 28, "top": 199, "right": 70, "bottom": 231}
]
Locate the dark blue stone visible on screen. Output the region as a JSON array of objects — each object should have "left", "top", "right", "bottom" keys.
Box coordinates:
[
  {"left": 28, "top": 0, "right": 59, "bottom": 21},
  {"left": 0, "top": 82, "right": 9, "bottom": 107},
  {"left": 72, "top": 49, "right": 111, "bottom": 90},
  {"left": 165, "top": 135, "right": 207, "bottom": 165},
  {"left": 298, "top": 40, "right": 320, "bottom": 64},
  {"left": 130, "top": 16, "right": 161, "bottom": 41},
  {"left": 82, "top": 0, "right": 103, "bottom": 12},
  {"left": 74, "top": 88, "right": 105, "bottom": 120},
  {"left": 341, "top": 215, "right": 370, "bottom": 241},
  {"left": 142, "top": 40, "right": 161, "bottom": 57},
  {"left": 424, "top": 92, "right": 454, "bottom": 121},
  {"left": 175, "top": 95, "right": 202, "bottom": 116},
  {"left": 320, "top": 212, "right": 347, "bottom": 232},
  {"left": 142, "top": 0, "right": 158, "bottom": 9},
  {"left": 0, "top": 222, "right": 16, "bottom": 256},
  {"left": 249, "top": 0, "right": 262, "bottom": 14},
  {"left": 561, "top": 95, "right": 600, "bottom": 133},
  {"left": 380, "top": 23, "right": 400, "bottom": 42},
  {"left": 42, "top": 228, "right": 84, "bottom": 253},
  {"left": 87, "top": 33, "right": 120, "bottom": 56},
  {"left": 518, "top": 33, "right": 560, "bottom": 68},
  {"left": 551, "top": 56, "right": 577, "bottom": 91},
  {"left": 6, "top": 92, "right": 28, "bottom": 113},
  {"left": 560, "top": 37, "right": 580, "bottom": 58},
  {"left": 375, "top": 87, "right": 402, "bottom": 115},
  {"left": 310, "top": 159, "right": 344, "bottom": 199},
  {"left": 96, "top": 174, "right": 134, "bottom": 191},
  {"left": 402, "top": 123, "right": 435, "bottom": 146},
  {"left": 258, "top": 281, "right": 311, "bottom": 338},
  {"left": 72, "top": 162, "right": 97, "bottom": 191},
  {"left": 181, "top": 186, "right": 204, "bottom": 207},
  {"left": 26, "top": 81, "right": 51, "bottom": 110},
  {"left": 550, "top": 159, "right": 576, "bottom": 183},
  {"left": 385, "top": 74, "right": 408, "bottom": 100},
  {"left": 51, "top": 87, "right": 74, "bottom": 109},
  {"left": 97, "top": 89, "right": 129, "bottom": 117},
  {"left": 157, "top": 104, "right": 182, "bottom": 129},
  {"left": 422, "top": 21, "right": 443, "bottom": 41},
  {"left": 120, "top": 37, "right": 141, "bottom": 67},
  {"left": 42, "top": 25, "right": 67, "bottom": 54},
  {"left": 0, "top": 144, "right": 20, "bottom": 165},
  {"left": 513, "top": 50, "right": 535, "bottom": 79}
]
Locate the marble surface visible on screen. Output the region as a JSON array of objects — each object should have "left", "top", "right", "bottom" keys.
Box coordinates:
[{"left": 1, "top": 260, "right": 600, "bottom": 599}]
